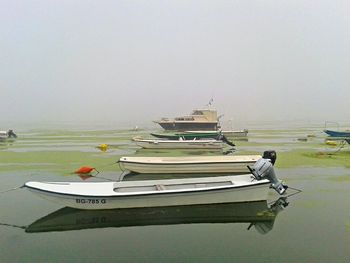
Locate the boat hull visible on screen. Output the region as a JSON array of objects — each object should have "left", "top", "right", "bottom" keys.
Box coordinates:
[
  {"left": 25, "top": 178, "right": 270, "bottom": 210},
  {"left": 324, "top": 129, "right": 350, "bottom": 137},
  {"left": 134, "top": 139, "right": 224, "bottom": 149},
  {"left": 119, "top": 156, "right": 260, "bottom": 174},
  {"left": 151, "top": 132, "right": 220, "bottom": 140},
  {"left": 120, "top": 161, "right": 255, "bottom": 174}
]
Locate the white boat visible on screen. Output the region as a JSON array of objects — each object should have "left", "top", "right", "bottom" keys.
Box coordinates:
[
  {"left": 0, "top": 130, "right": 17, "bottom": 141},
  {"left": 132, "top": 137, "right": 225, "bottom": 149},
  {"left": 24, "top": 158, "right": 287, "bottom": 210},
  {"left": 25, "top": 175, "right": 269, "bottom": 210},
  {"left": 119, "top": 155, "right": 260, "bottom": 174},
  {"left": 154, "top": 108, "right": 219, "bottom": 131}
]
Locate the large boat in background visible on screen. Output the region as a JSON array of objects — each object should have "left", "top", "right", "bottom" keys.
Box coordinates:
[{"left": 154, "top": 108, "right": 220, "bottom": 131}]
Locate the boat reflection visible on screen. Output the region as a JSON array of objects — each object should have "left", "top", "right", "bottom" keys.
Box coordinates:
[
  {"left": 0, "top": 140, "right": 15, "bottom": 150},
  {"left": 25, "top": 197, "right": 289, "bottom": 234}
]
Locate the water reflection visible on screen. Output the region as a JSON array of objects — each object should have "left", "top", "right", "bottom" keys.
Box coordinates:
[
  {"left": 23, "top": 197, "right": 289, "bottom": 234},
  {"left": 0, "top": 139, "right": 15, "bottom": 150}
]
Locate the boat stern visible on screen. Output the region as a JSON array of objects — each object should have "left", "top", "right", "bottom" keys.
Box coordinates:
[{"left": 248, "top": 151, "right": 288, "bottom": 195}]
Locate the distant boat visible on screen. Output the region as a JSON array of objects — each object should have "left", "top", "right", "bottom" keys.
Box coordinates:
[
  {"left": 119, "top": 155, "right": 260, "bottom": 174},
  {"left": 154, "top": 108, "right": 219, "bottom": 131},
  {"left": 324, "top": 129, "right": 350, "bottom": 138},
  {"left": 150, "top": 131, "right": 235, "bottom": 147},
  {"left": 0, "top": 130, "right": 17, "bottom": 141},
  {"left": 25, "top": 198, "right": 289, "bottom": 234},
  {"left": 132, "top": 137, "right": 225, "bottom": 149},
  {"left": 151, "top": 131, "right": 220, "bottom": 140}
]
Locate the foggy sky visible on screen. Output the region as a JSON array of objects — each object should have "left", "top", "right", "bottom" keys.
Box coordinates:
[{"left": 1, "top": 0, "right": 350, "bottom": 128}]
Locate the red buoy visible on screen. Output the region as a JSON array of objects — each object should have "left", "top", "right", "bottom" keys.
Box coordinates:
[{"left": 75, "top": 166, "right": 95, "bottom": 174}]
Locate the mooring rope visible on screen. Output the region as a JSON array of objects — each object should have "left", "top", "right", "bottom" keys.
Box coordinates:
[
  {"left": 0, "top": 222, "right": 26, "bottom": 230},
  {"left": 332, "top": 140, "right": 347, "bottom": 154},
  {"left": 267, "top": 186, "right": 302, "bottom": 205},
  {"left": 285, "top": 186, "right": 303, "bottom": 198},
  {"left": 84, "top": 161, "right": 122, "bottom": 182},
  {"left": 88, "top": 173, "right": 115, "bottom": 182},
  {"left": 0, "top": 186, "right": 23, "bottom": 195}
]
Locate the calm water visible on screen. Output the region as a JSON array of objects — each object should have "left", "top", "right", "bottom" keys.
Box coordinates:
[{"left": 1, "top": 127, "right": 350, "bottom": 263}]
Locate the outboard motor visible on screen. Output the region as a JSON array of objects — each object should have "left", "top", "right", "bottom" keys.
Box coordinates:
[
  {"left": 262, "top": 150, "right": 276, "bottom": 165},
  {"left": 7, "top": 130, "right": 17, "bottom": 138},
  {"left": 248, "top": 154, "right": 287, "bottom": 195}
]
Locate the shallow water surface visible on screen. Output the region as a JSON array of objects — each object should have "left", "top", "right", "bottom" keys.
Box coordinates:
[{"left": 1, "top": 128, "right": 350, "bottom": 262}]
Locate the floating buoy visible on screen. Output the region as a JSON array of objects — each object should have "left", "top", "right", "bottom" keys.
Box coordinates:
[
  {"left": 98, "top": 144, "right": 108, "bottom": 152},
  {"left": 75, "top": 166, "right": 95, "bottom": 174},
  {"left": 326, "top": 140, "right": 337, "bottom": 146}
]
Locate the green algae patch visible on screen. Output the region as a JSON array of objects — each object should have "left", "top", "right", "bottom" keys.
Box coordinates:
[
  {"left": 0, "top": 151, "right": 121, "bottom": 174},
  {"left": 327, "top": 175, "right": 350, "bottom": 182},
  {"left": 275, "top": 149, "right": 350, "bottom": 168},
  {"left": 297, "top": 200, "right": 326, "bottom": 209}
]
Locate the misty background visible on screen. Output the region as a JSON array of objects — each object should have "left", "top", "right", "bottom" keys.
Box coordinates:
[{"left": 1, "top": 0, "right": 349, "bottom": 130}]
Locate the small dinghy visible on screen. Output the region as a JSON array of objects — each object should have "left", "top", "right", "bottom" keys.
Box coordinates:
[{"left": 24, "top": 157, "right": 287, "bottom": 210}]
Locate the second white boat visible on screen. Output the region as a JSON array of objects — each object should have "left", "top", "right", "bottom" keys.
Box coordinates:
[{"left": 119, "top": 154, "right": 261, "bottom": 174}]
